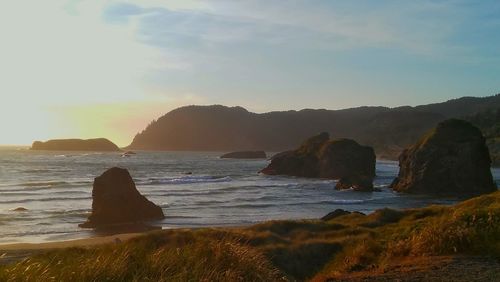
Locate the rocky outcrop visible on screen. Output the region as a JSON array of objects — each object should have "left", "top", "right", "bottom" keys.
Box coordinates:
[
  {"left": 260, "top": 133, "right": 376, "bottom": 191},
  {"left": 220, "top": 151, "right": 266, "bottom": 159},
  {"left": 11, "top": 207, "right": 28, "bottom": 212},
  {"left": 390, "top": 119, "right": 497, "bottom": 196},
  {"left": 321, "top": 209, "right": 351, "bottom": 221},
  {"left": 321, "top": 209, "right": 365, "bottom": 221},
  {"left": 79, "top": 167, "right": 164, "bottom": 228},
  {"left": 31, "top": 138, "right": 120, "bottom": 151}
]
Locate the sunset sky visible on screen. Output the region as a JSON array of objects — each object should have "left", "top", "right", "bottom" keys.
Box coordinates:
[{"left": 1, "top": 0, "right": 499, "bottom": 146}]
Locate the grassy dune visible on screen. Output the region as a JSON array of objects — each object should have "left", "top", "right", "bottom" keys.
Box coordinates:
[{"left": 1, "top": 191, "right": 500, "bottom": 281}]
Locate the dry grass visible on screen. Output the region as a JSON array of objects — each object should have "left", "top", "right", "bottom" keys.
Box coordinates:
[
  {"left": 1, "top": 191, "right": 500, "bottom": 281},
  {"left": 0, "top": 230, "right": 283, "bottom": 282}
]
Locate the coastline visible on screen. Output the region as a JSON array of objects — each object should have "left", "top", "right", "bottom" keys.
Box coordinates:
[
  {"left": 0, "top": 232, "right": 142, "bottom": 251},
  {"left": 0, "top": 232, "right": 144, "bottom": 266},
  {"left": 1, "top": 190, "right": 500, "bottom": 281}
]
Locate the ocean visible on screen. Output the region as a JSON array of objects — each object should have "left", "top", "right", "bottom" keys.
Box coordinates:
[{"left": 1, "top": 147, "right": 499, "bottom": 244}]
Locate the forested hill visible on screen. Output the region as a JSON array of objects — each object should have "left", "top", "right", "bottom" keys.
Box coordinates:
[{"left": 127, "top": 94, "right": 500, "bottom": 163}]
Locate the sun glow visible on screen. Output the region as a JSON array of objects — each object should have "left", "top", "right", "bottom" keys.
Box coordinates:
[{"left": 0, "top": 1, "right": 164, "bottom": 146}]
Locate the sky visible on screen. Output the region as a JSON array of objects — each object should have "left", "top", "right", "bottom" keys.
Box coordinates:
[{"left": 0, "top": 0, "right": 499, "bottom": 146}]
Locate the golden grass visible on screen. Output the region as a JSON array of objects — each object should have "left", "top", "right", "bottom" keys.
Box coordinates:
[
  {"left": 0, "top": 230, "right": 283, "bottom": 282},
  {"left": 1, "top": 191, "right": 500, "bottom": 281}
]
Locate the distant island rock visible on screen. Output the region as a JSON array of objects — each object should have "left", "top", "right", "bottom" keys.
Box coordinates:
[
  {"left": 390, "top": 119, "right": 497, "bottom": 197},
  {"left": 125, "top": 95, "right": 500, "bottom": 163},
  {"left": 11, "top": 207, "right": 28, "bottom": 212},
  {"left": 31, "top": 138, "right": 120, "bottom": 152},
  {"left": 260, "top": 132, "right": 376, "bottom": 191},
  {"left": 220, "top": 151, "right": 266, "bottom": 159},
  {"left": 79, "top": 167, "right": 164, "bottom": 228}
]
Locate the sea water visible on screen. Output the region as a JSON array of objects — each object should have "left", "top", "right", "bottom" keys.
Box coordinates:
[{"left": 0, "top": 147, "right": 499, "bottom": 244}]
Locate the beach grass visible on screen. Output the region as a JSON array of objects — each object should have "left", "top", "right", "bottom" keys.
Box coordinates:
[{"left": 1, "top": 191, "right": 500, "bottom": 281}]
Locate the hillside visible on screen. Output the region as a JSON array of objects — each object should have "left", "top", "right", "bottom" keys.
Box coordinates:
[
  {"left": 127, "top": 94, "right": 500, "bottom": 162},
  {"left": 465, "top": 108, "right": 500, "bottom": 166}
]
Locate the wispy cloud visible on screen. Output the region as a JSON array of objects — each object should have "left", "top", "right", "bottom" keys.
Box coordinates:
[{"left": 113, "top": 0, "right": 473, "bottom": 54}]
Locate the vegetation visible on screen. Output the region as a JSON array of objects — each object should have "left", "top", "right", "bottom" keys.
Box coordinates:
[
  {"left": 465, "top": 108, "right": 500, "bottom": 166},
  {"left": 127, "top": 95, "right": 500, "bottom": 160},
  {"left": 0, "top": 231, "right": 283, "bottom": 282},
  {"left": 2, "top": 191, "right": 500, "bottom": 281}
]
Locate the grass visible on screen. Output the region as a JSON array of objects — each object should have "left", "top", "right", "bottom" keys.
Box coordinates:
[
  {"left": 1, "top": 191, "right": 500, "bottom": 281},
  {"left": 0, "top": 230, "right": 283, "bottom": 282}
]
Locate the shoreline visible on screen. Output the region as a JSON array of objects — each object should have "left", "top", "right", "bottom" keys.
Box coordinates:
[
  {"left": 0, "top": 232, "right": 144, "bottom": 266},
  {"left": 1, "top": 190, "right": 500, "bottom": 280},
  {"left": 0, "top": 232, "right": 142, "bottom": 251}
]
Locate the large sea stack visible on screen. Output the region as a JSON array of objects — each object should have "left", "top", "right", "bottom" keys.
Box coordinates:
[
  {"left": 80, "top": 167, "right": 164, "bottom": 228},
  {"left": 260, "top": 132, "right": 376, "bottom": 191},
  {"left": 390, "top": 119, "right": 497, "bottom": 196}
]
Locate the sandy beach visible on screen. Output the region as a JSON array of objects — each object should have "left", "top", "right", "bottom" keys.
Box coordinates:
[{"left": 0, "top": 233, "right": 143, "bottom": 265}]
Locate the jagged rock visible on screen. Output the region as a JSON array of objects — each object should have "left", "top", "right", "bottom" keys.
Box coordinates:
[
  {"left": 220, "top": 151, "right": 266, "bottom": 159},
  {"left": 260, "top": 133, "right": 376, "bottom": 191},
  {"left": 79, "top": 167, "right": 164, "bottom": 228},
  {"left": 321, "top": 209, "right": 351, "bottom": 221},
  {"left": 390, "top": 119, "right": 497, "bottom": 196},
  {"left": 11, "top": 207, "right": 28, "bottom": 212},
  {"left": 31, "top": 138, "right": 120, "bottom": 151}
]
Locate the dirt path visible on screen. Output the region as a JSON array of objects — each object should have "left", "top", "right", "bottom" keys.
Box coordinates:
[{"left": 327, "top": 256, "right": 500, "bottom": 282}]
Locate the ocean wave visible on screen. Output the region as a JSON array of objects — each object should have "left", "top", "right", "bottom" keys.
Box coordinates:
[
  {"left": 0, "top": 180, "right": 92, "bottom": 192},
  {"left": 178, "top": 198, "right": 367, "bottom": 209},
  {"left": 23, "top": 181, "right": 68, "bottom": 187},
  {"left": 140, "top": 175, "right": 232, "bottom": 185},
  {"left": 21, "top": 169, "right": 52, "bottom": 173},
  {"left": 146, "top": 185, "right": 261, "bottom": 197},
  {"left": 45, "top": 210, "right": 90, "bottom": 219},
  {"left": 21, "top": 168, "right": 72, "bottom": 173},
  {"left": 149, "top": 190, "right": 230, "bottom": 197},
  {"left": 318, "top": 199, "right": 366, "bottom": 204},
  {"left": 1, "top": 229, "right": 80, "bottom": 237},
  {"left": 163, "top": 215, "right": 200, "bottom": 219},
  {"left": 0, "top": 196, "right": 90, "bottom": 204},
  {"left": 207, "top": 203, "right": 277, "bottom": 209},
  {"left": 0, "top": 190, "right": 90, "bottom": 197},
  {"left": 191, "top": 195, "right": 281, "bottom": 206}
]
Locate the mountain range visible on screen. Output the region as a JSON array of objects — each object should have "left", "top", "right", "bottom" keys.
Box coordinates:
[{"left": 127, "top": 94, "right": 500, "bottom": 164}]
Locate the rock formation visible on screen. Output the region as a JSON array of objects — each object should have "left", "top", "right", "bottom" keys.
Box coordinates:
[
  {"left": 260, "top": 132, "right": 376, "bottom": 191},
  {"left": 220, "top": 151, "right": 267, "bottom": 159},
  {"left": 321, "top": 209, "right": 351, "bottom": 221},
  {"left": 321, "top": 209, "right": 366, "bottom": 221},
  {"left": 31, "top": 138, "right": 120, "bottom": 151},
  {"left": 80, "top": 167, "right": 164, "bottom": 228},
  {"left": 390, "top": 119, "right": 497, "bottom": 196}
]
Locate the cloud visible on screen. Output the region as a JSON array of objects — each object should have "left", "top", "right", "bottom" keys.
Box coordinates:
[
  {"left": 119, "top": 0, "right": 468, "bottom": 54},
  {"left": 103, "top": 3, "right": 145, "bottom": 24}
]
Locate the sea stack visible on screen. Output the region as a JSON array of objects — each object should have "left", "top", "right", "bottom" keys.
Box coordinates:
[
  {"left": 31, "top": 138, "right": 120, "bottom": 151},
  {"left": 79, "top": 167, "right": 164, "bottom": 228},
  {"left": 260, "top": 132, "right": 376, "bottom": 191},
  {"left": 220, "top": 151, "right": 267, "bottom": 159},
  {"left": 390, "top": 119, "right": 497, "bottom": 197}
]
